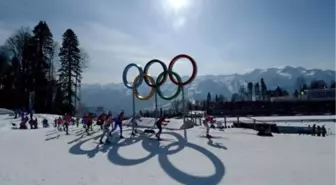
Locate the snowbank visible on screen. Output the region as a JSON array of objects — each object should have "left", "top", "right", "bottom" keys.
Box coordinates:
[{"left": 0, "top": 108, "right": 14, "bottom": 115}]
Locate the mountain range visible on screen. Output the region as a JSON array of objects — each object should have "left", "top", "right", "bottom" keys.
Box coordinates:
[{"left": 80, "top": 66, "right": 335, "bottom": 114}]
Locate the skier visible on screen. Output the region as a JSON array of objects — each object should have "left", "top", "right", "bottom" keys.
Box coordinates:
[
  {"left": 86, "top": 113, "right": 93, "bottom": 135},
  {"left": 97, "top": 112, "right": 106, "bottom": 130},
  {"left": 110, "top": 110, "right": 125, "bottom": 139},
  {"left": 321, "top": 125, "right": 327, "bottom": 137},
  {"left": 316, "top": 125, "right": 321, "bottom": 137},
  {"left": 42, "top": 118, "right": 49, "bottom": 128},
  {"left": 82, "top": 115, "right": 87, "bottom": 128},
  {"left": 20, "top": 110, "right": 25, "bottom": 121},
  {"left": 154, "top": 115, "right": 169, "bottom": 140},
  {"left": 130, "top": 113, "right": 142, "bottom": 136},
  {"left": 106, "top": 111, "right": 113, "bottom": 125},
  {"left": 312, "top": 124, "right": 316, "bottom": 136},
  {"left": 57, "top": 117, "right": 63, "bottom": 131},
  {"left": 76, "top": 117, "right": 80, "bottom": 128},
  {"left": 203, "top": 119, "right": 211, "bottom": 138},
  {"left": 63, "top": 113, "right": 71, "bottom": 135},
  {"left": 29, "top": 119, "right": 34, "bottom": 129},
  {"left": 99, "top": 111, "right": 113, "bottom": 144},
  {"left": 19, "top": 116, "right": 29, "bottom": 129},
  {"left": 205, "top": 112, "right": 215, "bottom": 129}
]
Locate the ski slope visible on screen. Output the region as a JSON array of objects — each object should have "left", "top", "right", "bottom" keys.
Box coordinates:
[{"left": 0, "top": 113, "right": 335, "bottom": 185}]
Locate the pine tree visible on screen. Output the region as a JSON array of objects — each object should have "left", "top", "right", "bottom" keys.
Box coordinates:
[
  {"left": 215, "top": 94, "right": 219, "bottom": 102},
  {"left": 218, "top": 94, "right": 225, "bottom": 102},
  {"left": 260, "top": 78, "right": 267, "bottom": 100},
  {"left": 53, "top": 84, "right": 65, "bottom": 114},
  {"left": 58, "top": 29, "right": 82, "bottom": 114},
  {"left": 254, "top": 82, "right": 260, "bottom": 101},
  {"left": 0, "top": 22, "right": 66, "bottom": 112},
  {"left": 330, "top": 81, "right": 336, "bottom": 89},
  {"left": 230, "top": 93, "right": 240, "bottom": 102},
  {"left": 247, "top": 82, "right": 253, "bottom": 100},
  {"left": 207, "top": 92, "right": 211, "bottom": 102},
  {"left": 31, "top": 21, "right": 54, "bottom": 112}
]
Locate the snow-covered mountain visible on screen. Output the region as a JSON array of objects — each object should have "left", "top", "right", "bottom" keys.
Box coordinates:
[{"left": 81, "top": 66, "right": 335, "bottom": 113}]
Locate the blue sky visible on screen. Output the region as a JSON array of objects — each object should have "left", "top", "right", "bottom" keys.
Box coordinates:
[{"left": 0, "top": 0, "right": 335, "bottom": 84}]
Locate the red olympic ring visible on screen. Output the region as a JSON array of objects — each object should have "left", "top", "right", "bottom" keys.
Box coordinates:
[{"left": 168, "top": 54, "right": 198, "bottom": 86}]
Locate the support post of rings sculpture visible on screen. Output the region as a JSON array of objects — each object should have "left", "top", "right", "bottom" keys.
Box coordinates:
[{"left": 122, "top": 54, "right": 197, "bottom": 126}]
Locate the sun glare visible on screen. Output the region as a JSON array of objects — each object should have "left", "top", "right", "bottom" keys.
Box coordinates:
[
  {"left": 161, "top": 0, "right": 191, "bottom": 30},
  {"left": 166, "top": 0, "right": 189, "bottom": 11}
]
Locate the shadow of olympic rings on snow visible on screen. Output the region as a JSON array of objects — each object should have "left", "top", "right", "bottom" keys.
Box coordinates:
[{"left": 68, "top": 131, "right": 226, "bottom": 185}]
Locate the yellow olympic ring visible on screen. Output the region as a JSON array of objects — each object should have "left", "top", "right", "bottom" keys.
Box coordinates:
[{"left": 132, "top": 73, "right": 156, "bottom": 100}]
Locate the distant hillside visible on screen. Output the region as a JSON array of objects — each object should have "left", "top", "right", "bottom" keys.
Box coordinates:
[{"left": 81, "top": 66, "right": 335, "bottom": 114}]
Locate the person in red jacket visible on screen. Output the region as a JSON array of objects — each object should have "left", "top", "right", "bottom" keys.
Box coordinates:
[
  {"left": 82, "top": 115, "right": 88, "bottom": 128},
  {"left": 57, "top": 117, "right": 63, "bottom": 131},
  {"left": 63, "top": 113, "right": 71, "bottom": 135},
  {"left": 203, "top": 112, "right": 213, "bottom": 138},
  {"left": 86, "top": 113, "right": 93, "bottom": 135}
]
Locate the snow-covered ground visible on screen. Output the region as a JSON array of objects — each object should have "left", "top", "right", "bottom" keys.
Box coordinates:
[{"left": 0, "top": 113, "right": 335, "bottom": 185}]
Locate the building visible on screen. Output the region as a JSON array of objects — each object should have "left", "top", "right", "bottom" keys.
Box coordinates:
[
  {"left": 270, "top": 96, "right": 297, "bottom": 102},
  {"left": 302, "top": 88, "right": 335, "bottom": 101}
]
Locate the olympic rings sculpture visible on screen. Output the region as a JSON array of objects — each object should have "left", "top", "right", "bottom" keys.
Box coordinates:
[
  {"left": 122, "top": 54, "right": 197, "bottom": 101},
  {"left": 68, "top": 131, "right": 225, "bottom": 185}
]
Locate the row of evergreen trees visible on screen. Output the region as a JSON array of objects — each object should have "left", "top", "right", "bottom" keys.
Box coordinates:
[
  {"left": 207, "top": 77, "right": 335, "bottom": 103},
  {"left": 0, "top": 21, "right": 87, "bottom": 114}
]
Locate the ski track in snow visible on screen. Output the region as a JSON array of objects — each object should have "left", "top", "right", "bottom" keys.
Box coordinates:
[{"left": 0, "top": 113, "right": 335, "bottom": 185}]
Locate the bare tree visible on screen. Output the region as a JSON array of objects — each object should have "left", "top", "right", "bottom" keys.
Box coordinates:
[
  {"left": 79, "top": 47, "right": 89, "bottom": 70},
  {"left": 5, "top": 27, "right": 31, "bottom": 62},
  {"left": 0, "top": 45, "right": 10, "bottom": 73},
  {"left": 50, "top": 42, "right": 60, "bottom": 75},
  {"left": 171, "top": 99, "right": 181, "bottom": 113},
  {"left": 74, "top": 48, "right": 89, "bottom": 113}
]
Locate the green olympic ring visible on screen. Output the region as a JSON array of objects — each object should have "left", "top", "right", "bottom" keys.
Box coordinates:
[{"left": 155, "top": 70, "right": 183, "bottom": 100}]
